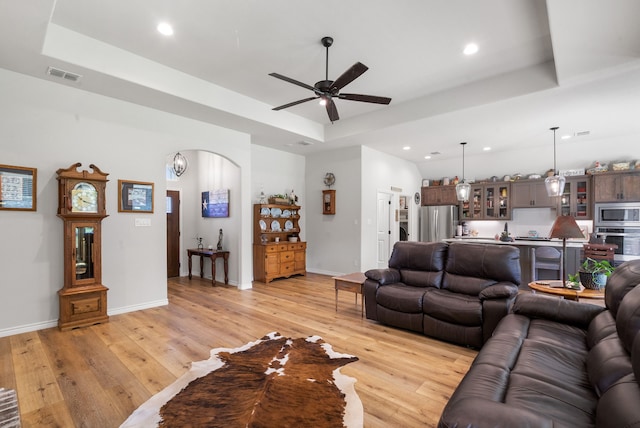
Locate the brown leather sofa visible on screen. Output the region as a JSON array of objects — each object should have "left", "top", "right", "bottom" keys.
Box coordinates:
[
  {"left": 364, "top": 241, "right": 521, "bottom": 348},
  {"left": 438, "top": 259, "right": 640, "bottom": 428}
]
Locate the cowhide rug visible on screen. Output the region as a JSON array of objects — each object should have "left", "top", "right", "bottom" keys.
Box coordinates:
[{"left": 120, "top": 332, "right": 362, "bottom": 427}]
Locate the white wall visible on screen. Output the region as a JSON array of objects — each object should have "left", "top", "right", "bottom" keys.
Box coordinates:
[
  {"left": 305, "top": 146, "right": 362, "bottom": 276},
  {"left": 361, "top": 146, "right": 424, "bottom": 271},
  {"left": 0, "top": 68, "right": 253, "bottom": 335}
]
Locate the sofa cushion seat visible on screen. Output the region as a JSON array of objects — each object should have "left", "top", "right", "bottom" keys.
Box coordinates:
[
  {"left": 376, "top": 283, "right": 425, "bottom": 313},
  {"left": 423, "top": 288, "right": 481, "bottom": 326}
]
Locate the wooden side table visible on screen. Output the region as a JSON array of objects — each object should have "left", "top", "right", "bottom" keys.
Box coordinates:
[
  {"left": 528, "top": 281, "right": 604, "bottom": 302},
  {"left": 333, "top": 272, "right": 367, "bottom": 317},
  {"left": 187, "top": 248, "right": 230, "bottom": 286}
]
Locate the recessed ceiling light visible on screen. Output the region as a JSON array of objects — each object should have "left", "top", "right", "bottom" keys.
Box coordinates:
[
  {"left": 561, "top": 135, "right": 572, "bottom": 140},
  {"left": 424, "top": 155, "right": 432, "bottom": 160},
  {"left": 463, "top": 43, "right": 479, "bottom": 55},
  {"left": 157, "top": 22, "right": 174, "bottom": 36},
  {"left": 483, "top": 147, "right": 491, "bottom": 151},
  {"left": 403, "top": 146, "right": 411, "bottom": 151}
]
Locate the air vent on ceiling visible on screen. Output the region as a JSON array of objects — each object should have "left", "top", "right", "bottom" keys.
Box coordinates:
[
  {"left": 575, "top": 130, "right": 591, "bottom": 137},
  {"left": 297, "top": 141, "right": 314, "bottom": 146},
  {"left": 47, "top": 66, "right": 82, "bottom": 82}
]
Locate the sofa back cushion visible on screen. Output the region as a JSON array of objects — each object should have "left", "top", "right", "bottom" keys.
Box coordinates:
[
  {"left": 616, "top": 282, "right": 640, "bottom": 354},
  {"left": 388, "top": 241, "right": 447, "bottom": 288},
  {"left": 606, "top": 259, "right": 640, "bottom": 317},
  {"left": 443, "top": 243, "right": 520, "bottom": 295}
]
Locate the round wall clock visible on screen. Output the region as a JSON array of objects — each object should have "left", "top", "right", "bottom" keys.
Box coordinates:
[{"left": 323, "top": 172, "right": 335, "bottom": 188}]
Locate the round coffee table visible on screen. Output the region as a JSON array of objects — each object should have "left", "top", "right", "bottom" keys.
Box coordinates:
[{"left": 528, "top": 281, "right": 605, "bottom": 302}]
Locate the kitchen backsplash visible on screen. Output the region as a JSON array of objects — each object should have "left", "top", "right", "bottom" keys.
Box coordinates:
[{"left": 461, "top": 207, "right": 591, "bottom": 239}]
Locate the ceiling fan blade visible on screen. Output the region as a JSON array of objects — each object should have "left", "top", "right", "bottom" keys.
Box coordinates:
[
  {"left": 325, "top": 98, "right": 339, "bottom": 122},
  {"left": 338, "top": 93, "right": 392, "bottom": 105},
  {"left": 331, "top": 62, "right": 369, "bottom": 91},
  {"left": 269, "top": 73, "right": 316, "bottom": 92},
  {"left": 272, "top": 96, "right": 318, "bottom": 111}
]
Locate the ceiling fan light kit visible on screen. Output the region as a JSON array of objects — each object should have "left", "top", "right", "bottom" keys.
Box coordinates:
[
  {"left": 544, "top": 126, "right": 566, "bottom": 197},
  {"left": 269, "top": 36, "right": 391, "bottom": 122}
]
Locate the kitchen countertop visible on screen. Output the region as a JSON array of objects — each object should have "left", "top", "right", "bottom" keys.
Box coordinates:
[{"left": 443, "top": 237, "right": 588, "bottom": 248}]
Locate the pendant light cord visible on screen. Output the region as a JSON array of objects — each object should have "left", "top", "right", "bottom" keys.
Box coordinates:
[
  {"left": 461, "top": 141, "right": 467, "bottom": 180},
  {"left": 550, "top": 126, "right": 559, "bottom": 174}
]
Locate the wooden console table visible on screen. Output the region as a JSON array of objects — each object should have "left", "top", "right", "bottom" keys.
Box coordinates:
[
  {"left": 187, "top": 248, "right": 229, "bottom": 286},
  {"left": 528, "top": 281, "right": 604, "bottom": 302}
]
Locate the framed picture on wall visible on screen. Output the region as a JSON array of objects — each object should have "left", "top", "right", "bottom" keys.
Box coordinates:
[
  {"left": 0, "top": 164, "right": 37, "bottom": 211},
  {"left": 118, "top": 180, "right": 154, "bottom": 213},
  {"left": 202, "top": 189, "right": 229, "bottom": 218}
]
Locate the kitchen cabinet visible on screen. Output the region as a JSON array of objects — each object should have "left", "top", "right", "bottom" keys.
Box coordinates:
[
  {"left": 593, "top": 171, "right": 640, "bottom": 202},
  {"left": 511, "top": 180, "right": 556, "bottom": 208},
  {"left": 560, "top": 176, "right": 591, "bottom": 219},
  {"left": 421, "top": 185, "right": 458, "bottom": 206},
  {"left": 461, "top": 182, "right": 511, "bottom": 220}
]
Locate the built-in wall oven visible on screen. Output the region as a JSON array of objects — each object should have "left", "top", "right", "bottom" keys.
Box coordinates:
[{"left": 595, "top": 203, "right": 640, "bottom": 263}]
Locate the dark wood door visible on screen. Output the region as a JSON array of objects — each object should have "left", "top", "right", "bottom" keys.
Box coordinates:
[{"left": 166, "top": 190, "right": 180, "bottom": 277}]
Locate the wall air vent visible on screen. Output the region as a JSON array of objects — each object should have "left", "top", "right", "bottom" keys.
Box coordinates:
[{"left": 47, "top": 66, "right": 82, "bottom": 82}]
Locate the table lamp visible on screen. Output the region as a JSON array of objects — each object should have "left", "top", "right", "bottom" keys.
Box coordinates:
[{"left": 549, "top": 215, "right": 584, "bottom": 287}]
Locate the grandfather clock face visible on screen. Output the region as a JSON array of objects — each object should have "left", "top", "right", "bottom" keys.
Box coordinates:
[{"left": 71, "top": 182, "right": 98, "bottom": 213}]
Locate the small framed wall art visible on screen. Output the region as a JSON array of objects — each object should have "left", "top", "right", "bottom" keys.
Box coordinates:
[
  {"left": 0, "top": 164, "right": 37, "bottom": 211},
  {"left": 202, "top": 188, "right": 229, "bottom": 218},
  {"left": 118, "top": 180, "right": 154, "bottom": 213}
]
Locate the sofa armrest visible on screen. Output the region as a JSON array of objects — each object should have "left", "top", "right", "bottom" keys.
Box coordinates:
[
  {"left": 512, "top": 292, "right": 606, "bottom": 329},
  {"left": 479, "top": 282, "right": 519, "bottom": 300},
  {"left": 364, "top": 268, "right": 400, "bottom": 286}
]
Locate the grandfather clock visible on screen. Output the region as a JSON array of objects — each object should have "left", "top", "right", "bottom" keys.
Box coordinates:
[{"left": 56, "top": 163, "right": 109, "bottom": 330}]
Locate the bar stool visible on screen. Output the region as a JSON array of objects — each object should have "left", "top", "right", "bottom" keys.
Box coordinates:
[{"left": 530, "top": 247, "right": 563, "bottom": 281}]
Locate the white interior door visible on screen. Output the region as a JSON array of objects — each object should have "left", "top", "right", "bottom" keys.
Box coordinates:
[{"left": 376, "top": 192, "right": 392, "bottom": 268}]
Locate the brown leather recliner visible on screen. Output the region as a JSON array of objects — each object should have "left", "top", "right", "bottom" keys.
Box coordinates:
[{"left": 364, "top": 241, "right": 521, "bottom": 348}]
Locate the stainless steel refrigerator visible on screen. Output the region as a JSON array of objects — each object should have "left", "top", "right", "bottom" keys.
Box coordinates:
[{"left": 419, "top": 205, "right": 459, "bottom": 242}]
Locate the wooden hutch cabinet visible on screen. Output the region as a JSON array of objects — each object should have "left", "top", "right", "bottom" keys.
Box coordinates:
[{"left": 253, "top": 203, "right": 306, "bottom": 283}]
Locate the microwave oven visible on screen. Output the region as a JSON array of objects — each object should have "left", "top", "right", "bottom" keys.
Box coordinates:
[{"left": 595, "top": 203, "right": 640, "bottom": 227}]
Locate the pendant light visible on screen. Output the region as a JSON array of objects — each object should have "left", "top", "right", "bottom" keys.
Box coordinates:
[
  {"left": 456, "top": 142, "right": 471, "bottom": 202},
  {"left": 544, "top": 127, "right": 565, "bottom": 197},
  {"left": 173, "top": 152, "right": 188, "bottom": 177}
]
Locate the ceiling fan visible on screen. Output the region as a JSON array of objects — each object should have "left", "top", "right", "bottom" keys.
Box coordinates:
[{"left": 269, "top": 36, "right": 391, "bottom": 122}]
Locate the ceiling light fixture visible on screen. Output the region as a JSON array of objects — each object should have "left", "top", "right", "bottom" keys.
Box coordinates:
[
  {"left": 561, "top": 135, "right": 572, "bottom": 140},
  {"left": 544, "top": 126, "right": 565, "bottom": 197},
  {"left": 157, "top": 22, "right": 174, "bottom": 36},
  {"left": 463, "top": 43, "right": 479, "bottom": 55},
  {"left": 403, "top": 146, "right": 411, "bottom": 151},
  {"left": 173, "top": 152, "right": 188, "bottom": 177},
  {"left": 424, "top": 155, "right": 432, "bottom": 160},
  {"left": 456, "top": 142, "right": 471, "bottom": 202},
  {"left": 483, "top": 147, "right": 491, "bottom": 151}
]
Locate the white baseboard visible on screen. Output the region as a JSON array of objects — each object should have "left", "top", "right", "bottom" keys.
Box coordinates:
[{"left": 0, "top": 299, "right": 169, "bottom": 338}]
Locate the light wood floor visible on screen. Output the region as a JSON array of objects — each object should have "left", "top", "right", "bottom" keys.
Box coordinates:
[{"left": 0, "top": 273, "right": 477, "bottom": 427}]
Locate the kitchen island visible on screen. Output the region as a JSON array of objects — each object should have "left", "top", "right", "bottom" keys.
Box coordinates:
[{"left": 443, "top": 237, "right": 587, "bottom": 287}]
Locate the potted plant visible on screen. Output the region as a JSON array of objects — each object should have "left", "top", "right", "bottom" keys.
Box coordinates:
[{"left": 578, "top": 257, "right": 615, "bottom": 290}]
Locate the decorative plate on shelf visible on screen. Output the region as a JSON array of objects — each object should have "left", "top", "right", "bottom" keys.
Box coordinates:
[
  {"left": 271, "top": 220, "right": 281, "bottom": 231},
  {"left": 281, "top": 209, "right": 291, "bottom": 218},
  {"left": 259, "top": 220, "right": 267, "bottom": 231},
  {"left": 284, "top": 220, "right": 294, "bottom": 231},
  {"left": 260, "top": 207, "right": 270, "bottom": 216},
  {"left": 270, "top": 207, "right": 282, "bottom": 218}
]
